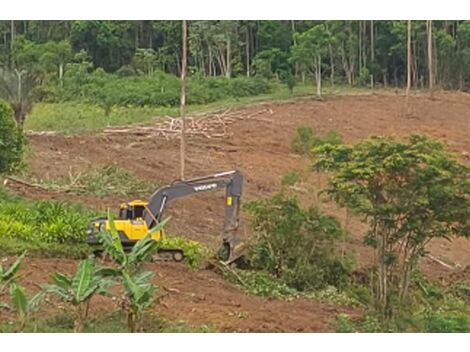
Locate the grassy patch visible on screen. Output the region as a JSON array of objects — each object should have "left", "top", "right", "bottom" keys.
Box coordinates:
[
  {"left": 35, "top": 165, "right": 156, "bottom": 198},
  {"left": 0, "top": 311, "right": 217, "bottom": 333},
  {"left": 25, "top": 84, "right": 386, "bottom": 134}
]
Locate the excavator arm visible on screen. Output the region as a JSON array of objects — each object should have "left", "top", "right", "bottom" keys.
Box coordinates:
[{"left": 143, "top": 170, "right": 244, "bottom": 262}]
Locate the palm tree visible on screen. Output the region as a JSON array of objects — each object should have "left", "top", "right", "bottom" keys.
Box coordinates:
[{"left": 0, "top": 67, "right": 34, "bottom": 128}]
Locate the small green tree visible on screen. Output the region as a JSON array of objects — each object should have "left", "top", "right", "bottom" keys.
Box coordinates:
[
  {"left": 313, "top": 135, "right": 470, "bottom": 321},
  {"left": 291, "top": 24, "right": 333, "bottom": 97},
  {"left": 42, "top": 258, "right": 112, "bottom": 332},
  {"left": 0, "top": 99, "right": 23, "bottom": 173},
  {"left": 97, "top": 212, "right": 169, "bottom": 332}
]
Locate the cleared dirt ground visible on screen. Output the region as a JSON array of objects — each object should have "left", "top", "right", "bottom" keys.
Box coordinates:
[{"left": 6, "top": 91, "right": 470, "bottom": 331}]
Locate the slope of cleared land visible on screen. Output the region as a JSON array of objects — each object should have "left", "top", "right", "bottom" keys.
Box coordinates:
[{"left": 6, "top": 91, "right": 470, "bottom": 331}]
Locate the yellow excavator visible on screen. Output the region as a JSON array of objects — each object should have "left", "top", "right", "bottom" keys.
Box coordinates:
[{"left": 86, "top": 170, "right": 244, "bottom": 263}]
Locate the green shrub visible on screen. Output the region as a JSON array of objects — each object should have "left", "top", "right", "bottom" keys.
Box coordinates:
[
  {"left": 0, "top": 99, "right": 23, "bottom": 173},
  {"left": 245, "top": 193, "right": 353, "bottom": 291},
  {"left": 421, "top": 309, "right": 470, "bottom": 333},
  {"left": 160, "top": 236, "right": 209, "bottom": 269},
  {"left": 58, "top": 69, "right": 273, "bottom": 108},
  {"left": 291, "top": 127, "right": 343, "bottom": 155},
  {"left": 233, "top": 270, "right": 296, "bottom": 297},
  {"left": 0, "top": 193, "right": 97, "bottom": 246}
]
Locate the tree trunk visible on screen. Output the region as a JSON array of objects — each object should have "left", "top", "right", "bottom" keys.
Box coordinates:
[
  {"left": 10, "top": 20, "right": 15, "bottom": 50},
  {"left": 59, "top": 62, "right": 64, "bottom": 87},
  {"left": 226, "top": 35, "right": 231, "bottom": 78},
  {"left": 406, "top": 20, "right": 412, "bottom": 97},
  {"left": 427, "top": 20, "right": 434, "bottom": 96},
  {"left": 316, "top": 55, "right": 322, "bottom": 97},
  {"left": 245, "top": 26, "right": 250, "bottom": 77},
  {"left": 127, "top": 310, "right": 137, "bottom": 333},
  {"left": 329, "top": 43, "right": 335, "bottom": 86},
  {"left": 370, "top": 20, "right": 375, "bottom": 87},
  {"left": 180, "top": 20, "right": 188, "bottom": 180}
]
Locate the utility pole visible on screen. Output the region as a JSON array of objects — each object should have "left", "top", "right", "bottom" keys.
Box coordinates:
[
  {"left": 370, "top": 20, "right": 374, "bottom": 88},
  {"left": 180, "top": 20, "right": 188, "bottom": 180},
  {"left": 406, "top": 20, "right": 412, "bottom": 97},
  {"left": 427, "top": 20, "right": 434, "bottom": 96}
]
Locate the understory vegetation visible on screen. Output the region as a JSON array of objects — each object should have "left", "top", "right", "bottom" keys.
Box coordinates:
[
  {"left": 0, "top": 188, "right": 95, "bottom": 257},
  {"left": 32, "top": 164, "right": 156, "bottom": 198}
]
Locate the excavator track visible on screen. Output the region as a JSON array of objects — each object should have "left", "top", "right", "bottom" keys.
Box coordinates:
[
  {"left": 151, "top": 249, "right": 184, "bottom": 262},
  {"left": 92, "top": 246, "right": 185, "bottom": 263}
]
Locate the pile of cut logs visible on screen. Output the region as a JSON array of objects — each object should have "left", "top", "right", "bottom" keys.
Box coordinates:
[{"left": 103, "top": 108, "right": 272, "bottom": 140}]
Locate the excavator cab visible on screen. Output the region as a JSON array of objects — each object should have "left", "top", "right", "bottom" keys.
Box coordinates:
[{"left": 118, "top": 200, "right": 147, "bottom": 220}]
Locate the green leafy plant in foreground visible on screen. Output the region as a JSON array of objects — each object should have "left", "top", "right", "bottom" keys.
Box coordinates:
[
  {"left": 42, "top": 258, "right": 112, "bottom": 332},
  {"left": 0, "top": 252, "right": 26, "bottom": 297},
  {"left": 9, "top": 283, "right": 44, "bottom": 332},
  {"left": 97, "top": 212, "right": 169, "bottom": 332}
]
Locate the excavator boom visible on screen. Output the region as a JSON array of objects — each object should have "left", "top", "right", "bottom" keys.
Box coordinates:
[{"left": 143, "top": 170, "right": 243, "bottom": 262}]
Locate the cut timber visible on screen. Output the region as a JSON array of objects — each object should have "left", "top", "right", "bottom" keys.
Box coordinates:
[
  {"left": 103, "top": 108, "right": 271, "bottom": 140},
  {"left": 426, "top": 254, "right": 457, "bottom": 270},
  {"left": 3, "top": 176, "right": 49, "bottom": 191}
]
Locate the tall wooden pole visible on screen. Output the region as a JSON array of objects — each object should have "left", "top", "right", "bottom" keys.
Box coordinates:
[
  {"left": 427, "top": 20, "right": 433, "bottom": 94},
  {"left": 180, "top": 20, "right": 188, "bottom": 180},
  {"left": 406, "top": 20, "right": 412, "bottom": 97}
]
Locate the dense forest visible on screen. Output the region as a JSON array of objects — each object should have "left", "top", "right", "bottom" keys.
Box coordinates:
[{"left": 0, "top": 20, "right": 469, "bottom": 126}]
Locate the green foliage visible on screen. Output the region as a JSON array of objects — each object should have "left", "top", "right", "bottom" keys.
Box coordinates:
[
  {"left": 42, "top": 258, "right": 113, "bottom": 332},
  {"left": 231, "top": 270, "right": 296, "bottom": 297},
  {"left": 245, "top": 193, "right": 352, "bottom": 292},
  {"left": 420, "top": 309, "right": 470, "bottom": 332},
  {"left": 38, "top": 165, "right": 155, "bottom": 198},
  {"left": 160, "top": 236, "right": 209, "bottom": 269},
  {"left": 0, "top": 237, "right": 92, "bottom": 259},
  {"left": 0, "top": 252, "right": 26, "bottom": 296},
  {"left": 0, "top": 310, "right": 217, "bottom": 332},
  {"left": 281, "top": 171, "right": 301, "bottom": 187},
  {"left": 291, "top": 126, "right": 343, "bottom": 155},
  {"left": 0, "top": 99, "right": 23, "bottom": 173},
  {"left": 8, "top": 283, "right": 44, "bottom": 332},
  {"left": 0, "top": 198, "right": 95, "bottom": 245},
  {"left": 313, "top": 134, "right": 470, "bottom": 319},
  {"left": 58, "top": 69, "right": 273, "bottom": 109},
  {"left": 96, "top": 213, "right": 169, "bottom": 332}
]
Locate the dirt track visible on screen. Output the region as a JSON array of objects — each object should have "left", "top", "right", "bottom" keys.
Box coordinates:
[{"left": 7, "top": 91, "right": 470, "bottom": 331}]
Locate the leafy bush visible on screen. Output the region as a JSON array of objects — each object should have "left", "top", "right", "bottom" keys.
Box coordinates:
[
  {"left": 0, "top": 192, "right": 97, "bottom": 247},
  {"left": 420, "top": 309, "right": 470, "bottom": 333},
  {"left": 0, "top": 99, "right": 23, "bottom": 173},
  {"left": 58, "top": 69, "right": 273, "bottom": 108},
  {"left": 291, "top": 126, "right": 343, "bottom": 155},
  {"left": 245, "top": 193, "right": 353, "bottom": 291},
  {"left": 160, "top": 236, "right": 209, "bottom": 269},
  {"left": 231, "top": 270, "right": 296, "bottom": 297}
]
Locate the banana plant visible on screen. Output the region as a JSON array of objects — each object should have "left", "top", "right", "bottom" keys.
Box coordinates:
[
  {"left": 42, "top": 258, "right": 113, "bottom": 332},
  {"left": 9, "top": 283, "right": 44, "bottom": 332},
  {"left": 122, "top": 271, "right": 157, "bottom": 332},
  {"left": 0, "top": 252, "right": 26, "bottom": 296},
  {"left": 96, "top": 211, "right": 169, "bottom": 332}
]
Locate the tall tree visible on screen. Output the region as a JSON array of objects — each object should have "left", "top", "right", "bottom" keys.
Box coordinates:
[
  {"left": 180, "top": 20, "right": 188, "bottom": 180},
  {"left": 427, "top": 20, "right": 433, "bottom": 94},
  {"left": 406, "top": 20, "right": 412, "bottom": 96}
]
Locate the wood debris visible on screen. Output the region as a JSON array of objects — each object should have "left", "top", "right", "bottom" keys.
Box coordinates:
[{"left": 103, "top": 108, "right": 272, "bottom": 140}]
